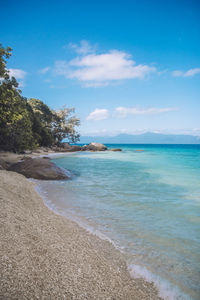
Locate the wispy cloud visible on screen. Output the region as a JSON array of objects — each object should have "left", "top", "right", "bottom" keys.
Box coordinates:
[
  {"left": 39, "top": 66, "right": 50, "bottom": 74},
  {"left": 172, "top": 68, "right": 200, "bottom": 77},
  {"left": 86, "top": 108, "right": 109, "bottom": 121},
  {"left": 8, "top": 68, "right": 27, "bottom": 79},
  {"left": 68, "top": 40, "right": 97, "bottom": 55},
  {"left": 86, "top": 106, "right": 177, "bottom": 121},
  {"left": 54, "top": 60, "right": 69, "bottom": 76},
  {"left": 115, "top": 107, "right": 177, "bottom": 117}
]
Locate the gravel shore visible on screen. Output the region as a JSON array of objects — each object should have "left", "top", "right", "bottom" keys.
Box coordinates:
[{"left": 0, "top": 170, "right": 161, "bottom": 300}]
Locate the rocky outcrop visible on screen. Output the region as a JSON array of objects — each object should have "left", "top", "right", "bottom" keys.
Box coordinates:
[
  {"left": 8, "top": 158, "right": 70, "bottom": 180},
  {"left": 85, "top": 143, "right": 107, "bottom": 151},
  {"left": 68, "top": 145, "right": 82, "bottom": 152},
  {"left": 62, "top": 143, "right": 71, "bottom": 150},
  {"left": 81, "top": 145, "right": 88, "bottom": 151},
  {"left": 52, "top": 144, "right": 82, "bottom": 152},
  {"left": 52, "top": 143, "right": 107, "bottom": 152},
  {"left": 110, "top": 148, "right": 122, "bottom": 152}
]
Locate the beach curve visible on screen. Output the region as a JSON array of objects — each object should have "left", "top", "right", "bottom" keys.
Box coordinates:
[{"left": 0, "top": 169, "right": 162, "bottom": 299}]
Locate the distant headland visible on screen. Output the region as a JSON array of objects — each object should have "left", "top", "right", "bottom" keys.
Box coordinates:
[{"left": 79, "top": 132, "right": 200, "bottom": 144}]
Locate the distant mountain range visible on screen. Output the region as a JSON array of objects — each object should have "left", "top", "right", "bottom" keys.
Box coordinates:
[{"left": 79, "top": 132, "right": 200, "bottom": 144}]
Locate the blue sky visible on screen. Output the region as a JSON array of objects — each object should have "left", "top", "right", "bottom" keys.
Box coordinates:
[{"left": 2, "top": 0, "right": 200, "bottom": 136}]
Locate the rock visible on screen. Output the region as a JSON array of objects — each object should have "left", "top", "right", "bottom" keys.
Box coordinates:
[
  {"left": 32, "top": 149, "right": 41, "bottom": 153},
  {"left": 110, "top": 148, "right": 122, "bottom": 152},
  {"left": 51, "top": 146, "right": 60, "bottom": 152},
  {"left": 59, "top": 145, "right": 82, "bottom": 152},
  {"left": 69, "top": 145, "right": 82, "bottom": 152},
  {"left": 0, "top": 158, "right": 8, "bottom": 170},
  {"left": 81, "top": 145, "right": 88, "bottom": 151},
  {"left": 51, "top": 146, "right": 66, "bottom": 152},
  {"left": 22, "top": 156, "right": 32, "bottom": 161},
  {"left": 62, "top": 143, "right": 71, "bottom": 150},
  {"left": 86, "top": 143, "right": 107, "bottom": 151},
  {"left": 40, "top": 147, "right": 50, "bottom": 152},
  {"left": 51, "top": 145, "right": 82, "bottom": 153},
  {"left": 8, "top": 158, "right": 70, "bottom": 180},
  {"left": 24, "top": 150, "right": 32, "bottom": 154}
]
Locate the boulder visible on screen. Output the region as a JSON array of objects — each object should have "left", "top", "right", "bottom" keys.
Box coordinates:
[
  {"left": 51, "top": 146, "right": 62, "bottom": 152},
  {"left": 19, "top": 150, "right": 32, "bottom": 154},
  {"left": 69, "top": 145, "right": 82, "bottom": 152},
  {"left": 8, "top": 158, "right": 70, "bottom": 180},
  {"left": 62, "top": 143, "right": 71, "bottom": 150},
  {"left": 81, "top": 145, "right": 88, "bottom": 151},
  {"left": 60, "top": 145, "right": 82, "bottom": 152},
  {"left": 110, "top": 148, "right": 122, "bottom": 152},
  {"left": 22, "top": 156, "right": 32, "bottom": 161},
  {"left": 86, "top": 143, "right": 107, "bottom": 151},
  {"left": 40, "top": 147, "right": 50, "bottom": 152},
  {"left": 24, "top": 150, "right": 32, "bottom": 154},
  {"left": 32, "top": 149, "right": 42, "bottom": 153},
  {"left": 0, "top": 158, "right": 8, "bottom": 170}
]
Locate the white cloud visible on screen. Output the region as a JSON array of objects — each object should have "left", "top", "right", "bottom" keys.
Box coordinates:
[
  {"left": 53, "top": 45, "right": 157, "bottom": 87},
  {"left": 68, "top": 50, "right": 156, "bottom": 86},
  {"left": 8, "top": 68, "right": 27, "bottom": 79},
  {"left": 68, "top": 40, "right": 97, "bottom": 55},
  {"left": 115, "top": 107, "right": 177, "bottom": 117},
  {"left": 172, "top": 68, "right": 200, "bottom": 77},
  {"left": 86, "top": 109, "right": 109, "bottom": 121},
  {"left": 39, "top": 66, "right": 50, "bottom": 74}
]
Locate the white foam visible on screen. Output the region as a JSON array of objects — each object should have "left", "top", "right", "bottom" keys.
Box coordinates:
[{"left": 128, "top": 264, "right": 192, "bottom": 300}]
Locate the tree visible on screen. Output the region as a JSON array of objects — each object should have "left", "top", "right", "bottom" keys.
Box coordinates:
[
  {"left": 28, "top": 100, "right": 80, "bottom": 146},
  {"left": 0, "top": 43, "right": 80, "bottom": 152},
  {"left": 52, "top": 106, "right": 80, "bottom": 145},
  {"left": 27, "top": 98, "right": 54, "bottom": 147},
  {"left": 0, "top": 44, "right": 35, "bottom": 152},
  {"left": 0, "top": 43, "right": 12, "bottom": 79}
]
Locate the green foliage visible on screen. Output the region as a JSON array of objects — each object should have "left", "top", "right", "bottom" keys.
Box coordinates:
[
  {"left": 0, "top": 43, "right": 80, "bottom": 152},
  {"left": 51, "top": 106, "right": 80, "bottom": 145},
  {"left": 0, "top": 44, "right": 35, "bottom": 152},
  {"left": 27, "top": 98, "right": 54, "bottom": 147},
  {"left": 0, "top": 43, "right": 12, "bottom": 80}
]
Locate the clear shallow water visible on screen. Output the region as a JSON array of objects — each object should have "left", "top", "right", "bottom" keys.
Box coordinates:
[{"left": 38, "top": 145, "right": 200, "bottom": 300}]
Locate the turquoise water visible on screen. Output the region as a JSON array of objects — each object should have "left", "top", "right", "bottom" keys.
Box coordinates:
[{"left": 38, "top": 145, "right": 200, "bottom": 300}]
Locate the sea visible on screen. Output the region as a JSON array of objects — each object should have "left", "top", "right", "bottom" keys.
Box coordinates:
[{"left": 37, "top": 144, "right": 200, "bottom": 300}]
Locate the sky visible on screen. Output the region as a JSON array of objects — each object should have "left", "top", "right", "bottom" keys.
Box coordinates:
[{"left": 1, "top": 0, "right": 200, "bottom": 136}]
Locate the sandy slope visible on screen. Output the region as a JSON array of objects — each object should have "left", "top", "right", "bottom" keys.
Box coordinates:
[{"left": 0, "top": 170, "right": 161, "bottom": 300}]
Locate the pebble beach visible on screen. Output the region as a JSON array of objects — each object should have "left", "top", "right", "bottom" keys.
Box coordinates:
[{"left": 0, "top": 169, "right": 161, "bottom": 299}]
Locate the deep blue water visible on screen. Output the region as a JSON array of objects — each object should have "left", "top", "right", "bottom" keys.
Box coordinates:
[{"left": 38, "top": 145, "right": 200, "bottom": 300}]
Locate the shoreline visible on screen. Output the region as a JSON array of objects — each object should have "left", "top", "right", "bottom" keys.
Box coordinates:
[
  {"left": 36, "top": 174, "right": 189, "bottom": 300},
  {"left": 39, "top": 151, "right": 193, "bottom": 300},
  {"left": 0, "top": 169, "right": 162, "bottom": 299}
]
